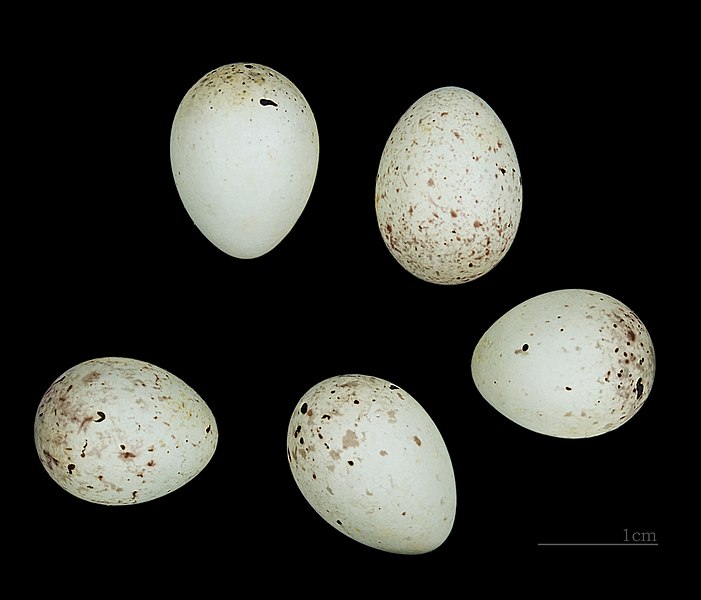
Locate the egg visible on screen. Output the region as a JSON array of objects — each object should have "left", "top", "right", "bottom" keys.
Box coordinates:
[
  {"left": 34, "top": 357, "right": 218, "bottom": 505},
  {"left": 287, "top": 374, "right": 456, "bottom": 554},
  {"left": 170, "top": 62, "right": 319, "bottom": 259},
  {"left": 471, "top": 289, "right": 655, "bottom": 438},
  {"left": 375, "top": 86, "right": 522, "bottom": 284}
]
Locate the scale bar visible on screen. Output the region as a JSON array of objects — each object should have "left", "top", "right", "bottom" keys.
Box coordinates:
[{"left": 538, "top": 543, "right": 658, "bottom": 547}]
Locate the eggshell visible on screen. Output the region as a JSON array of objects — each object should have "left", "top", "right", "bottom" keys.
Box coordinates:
[
  {"left": 471, "top": 289, "right": 655, "bottom": 438},
  {"left": 287, "top": 374, "right": 456, "bottom": 554},
  {"left": 34, "top": 357, "right": 218, "bottom": 505},
  {"left": 170, "top": 62, "right": 319, "bottom": 259},
  {"left": 375, "top": 86, "right": 522, "bottom": 284}
]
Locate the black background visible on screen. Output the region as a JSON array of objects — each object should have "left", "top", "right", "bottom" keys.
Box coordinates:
[{"left": 12, "top": 12, "right": 688, "bottom": 586}]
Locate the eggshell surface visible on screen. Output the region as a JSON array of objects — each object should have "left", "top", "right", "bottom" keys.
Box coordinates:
[
  {"left": 170, "top": 62, "right": 319, "bottom": 258},
  {"left": 34, "top": 357, "right": 218, "bottom": 505},
  {"left": 287, "top": 374, "right": 456, "bottom": 554},
  {"left": 471, "top": 289, "right": 655, "bottom": 438},
  {"left": 376, "top": 86, "right": 522, "bottom": 284}
]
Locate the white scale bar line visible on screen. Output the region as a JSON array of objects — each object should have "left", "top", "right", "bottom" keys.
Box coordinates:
[{"left": 538, "top": 543, "right": 659, "bottom": 546}]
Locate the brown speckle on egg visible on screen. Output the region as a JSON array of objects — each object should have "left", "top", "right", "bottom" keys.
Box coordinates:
[{"left": 342, "top": 430, "right": 359, "bottom": 448}]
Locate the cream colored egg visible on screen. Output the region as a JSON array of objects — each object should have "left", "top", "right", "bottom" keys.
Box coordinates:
[
  {"left": 287, "top": 374, "right": 456, "bottom": 554},
  {"left": 34, "top": 357, "right": 218, "bottom": 505},
  {"left": 376, "top": 86, "right": 522, "bottom": 284},
  {"left": 170, "top": 62, "right": 319, "bottom": 259},
  {"left": 471, "top": 289, "right": 656, "bottom": 438}
]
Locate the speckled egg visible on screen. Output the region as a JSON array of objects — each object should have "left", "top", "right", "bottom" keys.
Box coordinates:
[
  {"left": 376, "top": 86, "right": 522, "bottom": 284},
  {"left": 170, "top": 62, "right": 319, "bottom": 259},
  {"left": 287, "top": 374, "right": 456, "bottom": 554},
  {"left": 471, "top": 289, "right": 655, "bottom": 438},
  {"left": 34, "top": 357, "right": 218, "bottom": 505}
]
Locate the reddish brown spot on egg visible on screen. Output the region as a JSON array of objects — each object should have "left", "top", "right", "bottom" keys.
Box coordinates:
[
  {"left": 473, "top": 220, "right": 482, "bottom": 228},
  {"left": 342, "top": 430, "right": 359, "bottom": 448},
  {"left": 82, "top": 371, "right": 101, "bottom": 384},
  {"left": 44, "top": 450, "right": 58, "bottom": 469}
]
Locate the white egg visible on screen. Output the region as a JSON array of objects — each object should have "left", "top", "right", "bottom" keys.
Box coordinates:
[
  {"left": 170, "top": 62, "right": 319, "bottom": 259},
  {"left": 471, "top": 289, "right": 656, "bottom": 438},
  {"left": 376, "top": 86, "right": 522, "bottom": 284},
  {"left": 34, "top": 357, "right": 218, "bottom": 505},
  {"left": 287, "top": 374, "right": 456, "bottom": 554}
]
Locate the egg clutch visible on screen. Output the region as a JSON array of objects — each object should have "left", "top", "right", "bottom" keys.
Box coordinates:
[{"left": 34, "top": 62, "right": 656, "bottom": 554}]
